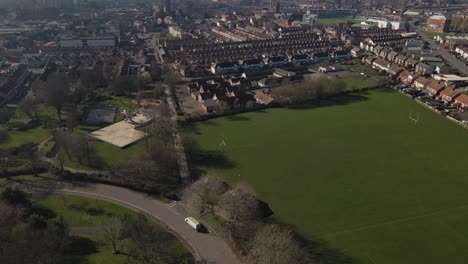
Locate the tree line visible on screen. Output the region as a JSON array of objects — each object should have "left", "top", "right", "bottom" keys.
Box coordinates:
[
  {"left": 270, "top": 78, "right": 347, "bottom": 105},
  {"left": 183, "top": 175, "right": 317, "bottom": 264}
]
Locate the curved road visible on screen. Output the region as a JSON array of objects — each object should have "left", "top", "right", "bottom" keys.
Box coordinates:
[{"left": 60, "top": 183, "right": 239, "bottom": 264}]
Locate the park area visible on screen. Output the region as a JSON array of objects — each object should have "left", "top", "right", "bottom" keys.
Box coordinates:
[
  {"left": 39, "top": 194, "right": 193, "bottom": 264},
  {"left": 191, "top": 89, "right": 468, "bottom": 264}
]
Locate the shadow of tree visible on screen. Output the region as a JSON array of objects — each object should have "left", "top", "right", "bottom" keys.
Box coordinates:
[
  {"left": 69, "top": 203, "right": 113, "bottom": 217},
  {"left": 286, "top": 92, "right": 370, "bottom": 111},
  {"left": 303, "top": 237, "right": 357, "bottom": 264},
  {"left": 182, "top": 135, "right": 237, "bottom": 178},
  {"left": 65, "top": 236, "right": 98, "bottom": 256},
  {"left": 226, "top": 115, "right": 251, "bottom": 122},
  {"left": 27, "top": 205, "right": 57, "bottom": 219}
]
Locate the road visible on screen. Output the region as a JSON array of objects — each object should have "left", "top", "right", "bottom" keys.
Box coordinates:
[
  {"left": 60, "top": 183, "right": 240, "bottom": 264},
  {"left": 419, "top": 33, "right": 468, "bottom": 76},
  {"left": 408, "top": 19, "right": 468, "bottom": 76}
]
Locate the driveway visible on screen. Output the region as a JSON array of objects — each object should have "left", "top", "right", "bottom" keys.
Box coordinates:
[{"left": 60, "top": 183, "right": 240, "bottom": 264}]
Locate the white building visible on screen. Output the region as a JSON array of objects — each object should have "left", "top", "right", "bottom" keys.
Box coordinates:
[
  {"left": 168, "top": 26, "right": 183, "bottom": 39},
  {"left": 366, "top": 17, "right": 403, "bottom": 30}
]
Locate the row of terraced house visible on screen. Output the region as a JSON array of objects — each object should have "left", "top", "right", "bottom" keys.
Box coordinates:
[{"left": 362, "top": 46, "right": 468, "bottom": 110}]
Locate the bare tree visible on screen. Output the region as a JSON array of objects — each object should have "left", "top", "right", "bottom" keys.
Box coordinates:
[
  {"left": 55, "top": 131, "right": 73, "bottom": 160},
  {"left": 38, "top": 72, "right": 70, "bottom": 119},
  {"left": 66, "top": 108, "right": 80, "bottom": 132},
  {"left": 103, "top": 216, "right": 123, "bottom": 254},
  {"left": 51, "top": 155, "right": 65, "bottom": 176},
  {"left": 123, "top": 214, "right": 176, "bottom": 264},
  {"left": 217, "top": 188, "right": 265, "bottom": 224},
  {"left": 18, "top": 95, "right": 39, "bottom": 121},
  {"left": 183, "top": 175, "right": 230, "bottom": 215},
  {"left": 247, "top": 224, "right": 313, "bottom": 264}
]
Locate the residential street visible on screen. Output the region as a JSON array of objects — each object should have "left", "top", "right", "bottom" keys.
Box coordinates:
[
  {"left": 419, "top": 33, "right": 468, "bottom": 76},
  {"left": 60, "top": 183, "right": 240, "bottom": 264}
]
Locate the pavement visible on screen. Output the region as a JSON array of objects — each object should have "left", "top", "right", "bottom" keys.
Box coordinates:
[
  {"left": 165, "top": 86, "right": 192, "bottom": 187},
  {"left": 60, "top": 183, "right": 240, "bottom": 264}
]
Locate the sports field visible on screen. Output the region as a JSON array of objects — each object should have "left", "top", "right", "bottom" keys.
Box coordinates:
[{"left": 192, "top": 90, "right": 468, "bottom": 264}]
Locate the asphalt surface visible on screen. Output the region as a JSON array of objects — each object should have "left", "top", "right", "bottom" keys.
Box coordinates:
[
  {"left": 60, "top": 183, "right": 240, "bottom": 264},
  {"left": 418, "top": 31, "right": 468, "bottom": 76}
]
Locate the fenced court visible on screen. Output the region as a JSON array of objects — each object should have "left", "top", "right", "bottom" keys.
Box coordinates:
[{"left": 90, "top": 113, "right": 152, "bottom": 148}]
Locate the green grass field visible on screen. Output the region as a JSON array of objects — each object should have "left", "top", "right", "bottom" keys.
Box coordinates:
[
  {"left": 317, "top": 17, "right": 362, "bottom": 26},
  {"left": 0, "top": 126, "right": 50, "bottom": 148},
  {"left": 192, "top": 90, "right": 468, "bottom": 264}
]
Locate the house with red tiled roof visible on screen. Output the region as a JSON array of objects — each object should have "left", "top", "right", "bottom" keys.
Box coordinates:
[
  {"left": 453, "top": 94, "right": 468, "bottom": 109},
  {"left": 426, "top": 81, "right": 446, "bottom": 96},
  {"left": 439, "top": 87, "right": 460, "bottom": 103},
  {"left": 398, "top": 70, "right": 418, "bottom": 85},
  {"left": 413, "top": 77, "right": 432, "bottom": 90}
]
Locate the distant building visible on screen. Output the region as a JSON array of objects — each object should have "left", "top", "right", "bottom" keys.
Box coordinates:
[
  {"left": 365, "top": 18, "right": 403, "bottom": 30},
  {"left": 303, "top": 13, "right": 318, "bottom": 26},
  {"left": 59, "top": 36, "right": 116, "bottom": 48},
  {"left": 426, "top": 15, "right": 450, "bottom": 33},
  {"left": 168, "top": 26, "right": 183, "bottom": 38}
]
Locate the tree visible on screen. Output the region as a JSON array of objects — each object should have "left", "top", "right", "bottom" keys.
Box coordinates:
[
  {"left": 151, "top": 102, "right": 176, "bottom": 147},
  {"left": 163, "top": 71, "right": 181, "bottom": 90},
  {"left": 38, "top": 72, "right": 70, "bottom": 119},
  {"left": 110, "top": 76, "right": 144, "bottom": 96},
  {"left": 18, "top": 95, "right": 39, "bottom": 121},
  {"left": 1, "top": 187, "right": 31, "bottom": 208},
  {"left": 66, "top": 107, "right": 80, "bottom": 132},
  {"left": 0, "top": 218, "right": 70, "bottom": 264},
  {"left": 271, "top": 78, "right": 347, "bottom": 105},
  {"left": 103, "top": 216, "right": 124, "bottom": 254},
  {"left": 247, "top": 224, "right": 313, "bottom": 264},
  {"left": 55, "top": 131, "right": 74, "bottom": 160},
  {"left": 122, "top": 214, "right": 176, "bottom": 264},
  {"left": 17, "top": 142, "right": 41, "bottom": 176},
  {"left": 182, "top": 175, "right": 230, "bottom": 215},
  {"left": 217, "top": 188, "right": 269, "bottom": 224}
]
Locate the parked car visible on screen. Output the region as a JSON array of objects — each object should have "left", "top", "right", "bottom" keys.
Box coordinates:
[{"left": 185, "top": 217, "right": 203, "bottom": 231}]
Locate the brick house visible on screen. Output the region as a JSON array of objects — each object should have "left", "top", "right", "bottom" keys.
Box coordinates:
[
  {"left": 426, "top": 81, "right": 446, "bottom": 96},
  {"left": 398, "top": 70, "right": 418, "bottom": 84},
  {"left": 388, "top": 65, "right": 404, "bottom": 77},
  {"left": 387, "top": 51, "right": 399, "bottom": 62},
  {"left": 414, "top": 63, "right": 434, "bottom": 76},
  {"left": 395, "top": 55, "right": 409, "bottom": 66},
  {"left": 372, "top": 59, "right": 390, "bottom": 72},
  {"left": 413, "top": 77, "right": 432, "bottom": 90},
  {"left": 426, "top": 15, "right": 450, "bottom": 33},
  {"left": 439, "top": 87, "right": 460, "bottom": 103},
  {"left": 453, "top": 94, "right": 468, "bottom": 109}
]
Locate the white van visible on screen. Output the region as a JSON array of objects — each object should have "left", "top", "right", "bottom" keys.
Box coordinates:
[{"left": 184, "top": 217, "right": 202, "bottom": 231}]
